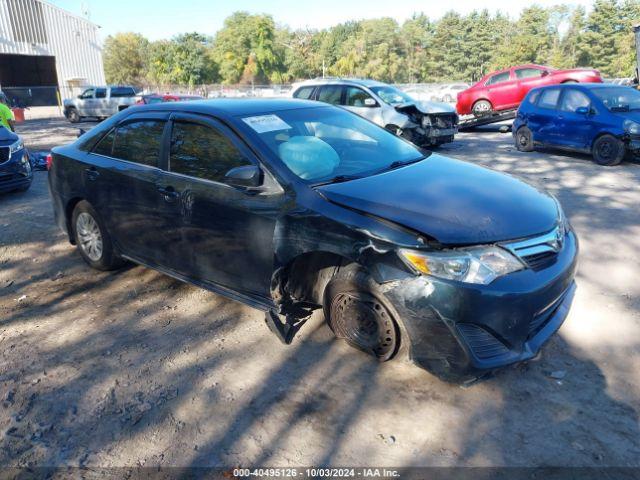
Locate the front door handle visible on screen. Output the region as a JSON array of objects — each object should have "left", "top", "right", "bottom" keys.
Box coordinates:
[
  {"left": 158, "top": 186, "right": 179, "bottom": 202},
  {"left": 85, "top": 167, "right": 99, "bottom": 181}
]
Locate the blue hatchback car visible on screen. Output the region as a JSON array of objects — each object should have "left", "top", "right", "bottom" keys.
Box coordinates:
[{"left": 513, "top": 83, "right": 640, "bottom": 166}]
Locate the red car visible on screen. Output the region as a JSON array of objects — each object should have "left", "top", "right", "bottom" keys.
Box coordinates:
[
  {"left": 135, "top": 93, "right": 203, "bottom": 105},
  {"left": 456, "top": 64, "right": 602, "bottom": 116}
]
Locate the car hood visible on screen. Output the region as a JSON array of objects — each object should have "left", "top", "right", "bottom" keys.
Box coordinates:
[
  {"left": 395, "top": 101, "right": 456, "bottom": 114},
  {"left": 0, "top": 127, "right": 19, "bottom": 145},
  {"left": 611, "top": 110, "right": 640, "bottom": 121},
  {"left": 316, "top": 154, "right": 559, "bottom": 245}
]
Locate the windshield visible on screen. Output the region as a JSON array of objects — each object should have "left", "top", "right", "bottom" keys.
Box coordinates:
[
  {"left": 369, "top": 86, "right": 415, "bottom": 106},
  {"left": 241, "top": 106, "right": 425, "bottom": 183},
  {"left": 592, "top": 87, "right": 640, "bottom": 112}
]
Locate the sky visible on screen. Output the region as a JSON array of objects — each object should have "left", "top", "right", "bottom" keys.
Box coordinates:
[{"left": 49, "top": 0, "right": 594, "bottom": 41}]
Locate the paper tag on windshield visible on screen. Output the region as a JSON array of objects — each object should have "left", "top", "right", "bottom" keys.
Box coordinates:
[{"left": 242, "top": 114, "right": 291, "bottom": 133}]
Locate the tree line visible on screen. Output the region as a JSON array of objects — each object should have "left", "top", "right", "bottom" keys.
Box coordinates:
[{"left": 103, "top": 0, "right": 640, "bottom": 88}]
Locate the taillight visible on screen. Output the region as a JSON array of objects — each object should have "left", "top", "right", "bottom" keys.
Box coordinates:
[{"left": 46, "top": 153, "right": 53, "bottom": 170}]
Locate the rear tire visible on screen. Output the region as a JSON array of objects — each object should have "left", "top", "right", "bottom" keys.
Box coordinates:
[
  {"left": 72, "top": 201, "right": 124, "bottom": 271},
  {"left": 592, "top": 134, "right": 625, "bottom": 166},
  {"left": 515, "top": 126, "right": 535, "bottom": 152},
  {"left": 472, "top": 99, "right": 492, "bottom": 117},
  {"left": 323, "top": 266, "right": 402, "bottom": 362}
]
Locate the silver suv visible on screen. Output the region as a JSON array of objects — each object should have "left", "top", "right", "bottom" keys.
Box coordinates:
[
  {"left": 63, "top": 86, "right": 139, "bottom": 123},
  {"left": 292, "top": 78, "right": 458, "bottom": 147}
]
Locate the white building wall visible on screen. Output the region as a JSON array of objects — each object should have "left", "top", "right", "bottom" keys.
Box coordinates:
[{"left": 0, "top": 0, "right": 105, "bottom": 98}]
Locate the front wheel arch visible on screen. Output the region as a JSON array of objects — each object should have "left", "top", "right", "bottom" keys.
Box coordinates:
[{"left": 322, "top": 264, "right": 406, "bottom": 362}]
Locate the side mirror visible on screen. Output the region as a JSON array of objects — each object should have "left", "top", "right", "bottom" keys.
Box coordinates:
[
  {"left": 575, "top": 106, "right": 590, "bottom": 115},
  {"left": 225, "top": 165, "right": 262, "bottom": 189},
  {"left": 364, "top": 98, "right": 377, "bottom": 107}
]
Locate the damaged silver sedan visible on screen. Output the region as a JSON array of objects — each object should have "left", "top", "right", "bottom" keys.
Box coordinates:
[{"left": 292, "top": 78, "right": 458, "bottom": 147}]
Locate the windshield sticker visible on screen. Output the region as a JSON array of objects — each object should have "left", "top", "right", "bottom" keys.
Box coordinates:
[{"left": 243, "top": 114, "right": 292, "bottom": 133}]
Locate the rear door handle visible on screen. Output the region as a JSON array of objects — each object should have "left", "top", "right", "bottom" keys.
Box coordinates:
[
  {"left": 85, "top": 167, "right": 99, "bottom": 181},
  {"left": 157, "top": 186, "right": 179, "bottom": 201}
]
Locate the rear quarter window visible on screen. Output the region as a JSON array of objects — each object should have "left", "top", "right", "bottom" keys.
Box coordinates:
[
  {"left": 293, "top": 86, "right": 315, "bottom": 100},
  {"left": 527, "top": 90, "right": 541, "bottom": 104},
  {"left": 111, "top": 87, "right": 136, "bottom": 98},
  {"left": 538, "top": 89, "right": 561, "bottom": 109}
]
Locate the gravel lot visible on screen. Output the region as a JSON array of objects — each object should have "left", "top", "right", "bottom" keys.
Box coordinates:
[{"left": 1, "top": 118, "right": 639, "bottom": 468}]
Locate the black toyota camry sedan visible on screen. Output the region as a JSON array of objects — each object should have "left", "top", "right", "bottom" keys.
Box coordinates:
[{"left": 48, "top": 99, "right": 578, "bottom": 381}]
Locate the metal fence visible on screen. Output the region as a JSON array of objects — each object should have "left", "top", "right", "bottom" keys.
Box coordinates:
[{"left": 0, "top": 81, "right": 475, "bottom": 110}]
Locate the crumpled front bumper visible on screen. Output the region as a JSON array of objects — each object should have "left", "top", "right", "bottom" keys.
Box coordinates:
[{"left": 383, "top": 230, "right": 578, "bottom": 381}]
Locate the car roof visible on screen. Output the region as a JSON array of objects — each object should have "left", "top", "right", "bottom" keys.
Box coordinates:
[
  {"left": 294, "top": 78, "right": 388, "bottom": 89},
  {"left": 129, "top": 98, "right": 323, "bottom": 117},
  {"left": 529, "top": 82, "right": 621, "bottom": 93}
]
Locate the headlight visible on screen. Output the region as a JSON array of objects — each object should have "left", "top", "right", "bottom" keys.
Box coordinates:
[
  {"left": 399, "top": 246, "right": 524, "bottom": 285},
  {"left": 9, "top": 138, "right": 24, "bottom": 155},
  {"left": 624, "top": 120, "right": 640, "bottom": 135}
]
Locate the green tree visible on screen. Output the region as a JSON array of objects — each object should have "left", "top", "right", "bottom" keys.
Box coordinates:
[
  {"left": 493, "top": 6, "right": 554, "bottom": 69},
  {"left": 103, "top": 33, "right": 149, "bottom": 85},
  {"left": 212, "top": 12, "right": 284, "bottom": 84}
]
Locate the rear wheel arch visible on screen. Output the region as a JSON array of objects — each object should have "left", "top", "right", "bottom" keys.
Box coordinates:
[{"left": 65, "top": 197, "right": 85, "bottom": 244}]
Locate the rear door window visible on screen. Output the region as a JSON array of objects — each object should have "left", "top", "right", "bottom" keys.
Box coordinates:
[
  {"left": 169, "top": 121, "right": 251, "bottom": 183},
  {"left": 515, "top": 68, "right": 545, "bottom": 79},
  {"left": 317, "top": 85, "right": 343, "bottom": 105},
  {"left": 293, "top": 86, "right": 315, "bottom": 100},
  {"left": 486, "top": 72, "right": 510, "bottom": 85},
  {"left": 111, "top": 87, "right": 136, "bottom": 97},
  {"left": 538, "top": 89, "right": 561, "bottom": 109},
  {"left": 110, "top": 120, "right": 165, "bottom": 167},
  {"left": 95, "top": 88, "right": 107, "bottom": 99}
]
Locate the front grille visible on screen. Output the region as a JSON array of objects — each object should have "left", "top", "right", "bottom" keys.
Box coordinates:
[
  {"left": 431, "top": 114, "right": 457, "bottom": 129},
  {"left": 0, "top": 147, "right": 9, "bottom": 164},
  {"left": 522, "top": 251, "right": 558, "bottom": 271},
  {"left": 504, "top": 226, "right": 563, "bottom": 272},
  {"left": 457, "top": 324, "right": 510, "bottom": 360}
]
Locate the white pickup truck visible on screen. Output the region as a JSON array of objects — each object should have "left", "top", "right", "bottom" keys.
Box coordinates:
[{"left": 63, "top": 86, "right": 139, "bottom": 123}]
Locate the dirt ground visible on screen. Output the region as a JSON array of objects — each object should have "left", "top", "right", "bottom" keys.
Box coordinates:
[{"left": 1, "top": 118, "right": 639, "bottom": 468}]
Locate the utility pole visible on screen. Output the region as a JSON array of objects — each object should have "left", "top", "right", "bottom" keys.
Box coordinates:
[{"left": 634, "top": 24, "right": 640, "bottom": 84}]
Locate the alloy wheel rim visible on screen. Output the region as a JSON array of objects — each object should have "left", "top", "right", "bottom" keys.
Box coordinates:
[{"left": 76, "top": 212, "right": 103, "bottom": 261}]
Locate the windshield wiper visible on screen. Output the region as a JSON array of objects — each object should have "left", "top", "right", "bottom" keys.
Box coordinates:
[
  {"left": 611, "top": 105, "right": 630, "bottom": 112},
  {"left": 374, "top": 156, "right": 426, "bottom": 175},
  {"left": 312, "top": 175, "right": 361, "bottom": 187}
]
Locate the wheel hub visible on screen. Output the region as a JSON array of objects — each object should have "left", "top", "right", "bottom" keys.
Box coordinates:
[{"left": 331, "top": 293, "right": 396, "bottom": 359}]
